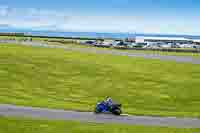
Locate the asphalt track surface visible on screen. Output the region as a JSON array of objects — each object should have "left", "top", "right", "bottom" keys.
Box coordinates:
[
  {"left": 0, "top": 104, "right": 200, "bottom": 128},
  {"left": 1, "top": 41, "right": 200, "bottom": 64}
]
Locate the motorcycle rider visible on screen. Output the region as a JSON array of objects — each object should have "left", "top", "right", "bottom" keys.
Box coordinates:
[
  {"left": 95, "top": 96, "right": 121, "bottom": 115},
  {"left": 104, "top": 96, "right": 113, "bottom": 107}
]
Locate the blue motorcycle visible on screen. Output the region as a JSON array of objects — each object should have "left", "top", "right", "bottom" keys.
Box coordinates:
[{"left": 94, "top": 101, "right": 122, "bottom": 115}]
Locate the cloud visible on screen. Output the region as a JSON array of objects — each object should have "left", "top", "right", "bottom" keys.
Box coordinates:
[
  {"left": 0, "top": 5, "right": 9, "bottom": 16},
  {"left": 0, "top": 6, "right": 69, "bottom": 30},
  {"left": 0, "top": 5, "right": 200, "bottom": 35}
]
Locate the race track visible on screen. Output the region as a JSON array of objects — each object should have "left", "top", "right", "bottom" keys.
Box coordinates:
[{"left": 0, "top": 104, "right": 200, "bottom": 128}]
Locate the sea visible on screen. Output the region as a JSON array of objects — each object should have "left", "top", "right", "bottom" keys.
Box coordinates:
[{"left": 1, "top": 28, "right": 200, "bottom": 40}]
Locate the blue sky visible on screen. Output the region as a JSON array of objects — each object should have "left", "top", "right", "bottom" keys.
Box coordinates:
[{"left": 0, "top": 0, "right": 200, "bottom": 34}]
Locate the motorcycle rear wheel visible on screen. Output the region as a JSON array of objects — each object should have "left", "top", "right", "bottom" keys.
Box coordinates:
[{"left": 112, "top": 109, "right": 122, "bottom": 115}]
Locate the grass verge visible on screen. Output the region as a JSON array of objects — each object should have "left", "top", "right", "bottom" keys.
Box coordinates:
[{"left": 0, "top": 116, "right": 200, "bottom": 133}]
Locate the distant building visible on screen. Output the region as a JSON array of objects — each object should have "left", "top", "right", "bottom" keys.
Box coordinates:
[
  {"left": 143, "top": 37, "right": 192, "bottom": 43},
  {"left": 126, "top": 36, "right": 191, "bottom": 44},
  {"left": 135, "top": 36, "right": 145, "bottom": 43},
  {"left": 126, "top": 37, "right": 135, "bottom": 42},
  {"left": 125, "top": 36, "right": 145, "bottom": 43},
  {"left": 179, "top": 44, "right": 194, "bottom": 48},
  {"left": 193, "top": 39, "right": 200, "bottom": 45}
]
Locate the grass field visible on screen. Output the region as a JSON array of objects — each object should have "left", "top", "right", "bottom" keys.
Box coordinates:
[
  {"left": 0, "top": 35, "right": 76, "bottom": 43},
  {"left": 0, "top": 43, "right": 200, "bottom": 117},
  {"left": 0, "top": 116, "right": 199, "bottom": 133}
]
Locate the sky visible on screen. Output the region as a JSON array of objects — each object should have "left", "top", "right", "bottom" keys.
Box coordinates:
[{"left": 0, "top": 0, "right": 200, "bottom": 35}]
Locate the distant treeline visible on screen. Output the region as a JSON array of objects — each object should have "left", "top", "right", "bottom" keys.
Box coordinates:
[
  {"left": 27, "top": 35, "right": 102, "bottom": 40},
  {"left": 25, "top": 35, "right": 116, "bottom": 41},
  {"left": 0, "top": 32, "right": 25, "bottom": 36}
]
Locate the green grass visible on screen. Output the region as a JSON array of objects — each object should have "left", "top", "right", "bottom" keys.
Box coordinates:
[
  {"left": 0, "top": 36, "right": 25, "bottom": 41},
  {"left": 0, "top": 116, "right": 199, "bottom": 133},
  {"left": 0, "top": 43, "right": 200, "bottom": 117},
  {"left": 0, "top": 35, "right": 76, "bottom": 43}
]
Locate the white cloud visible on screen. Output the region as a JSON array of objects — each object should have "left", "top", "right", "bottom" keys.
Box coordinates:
[
  {"left": 0, "top": 5, "right": 9, "bottom": 16},
  {"left": 0, "top": 6, "right": 69, "bottom": 30},
  {"left": 0, "top": 6, "right": 200, "bottom": 35}
]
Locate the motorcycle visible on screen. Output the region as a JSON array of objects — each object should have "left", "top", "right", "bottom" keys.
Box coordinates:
[{"left": 94, "top": 101, "right": 122, "bottom": 115}]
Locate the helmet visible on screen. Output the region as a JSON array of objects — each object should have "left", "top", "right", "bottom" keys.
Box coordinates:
[
  {"left": 106, "top": 97, "right": 112, "bottom": 102},
  {"left": 105, "top": 96, "right": 110, "bottom": 99}
]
